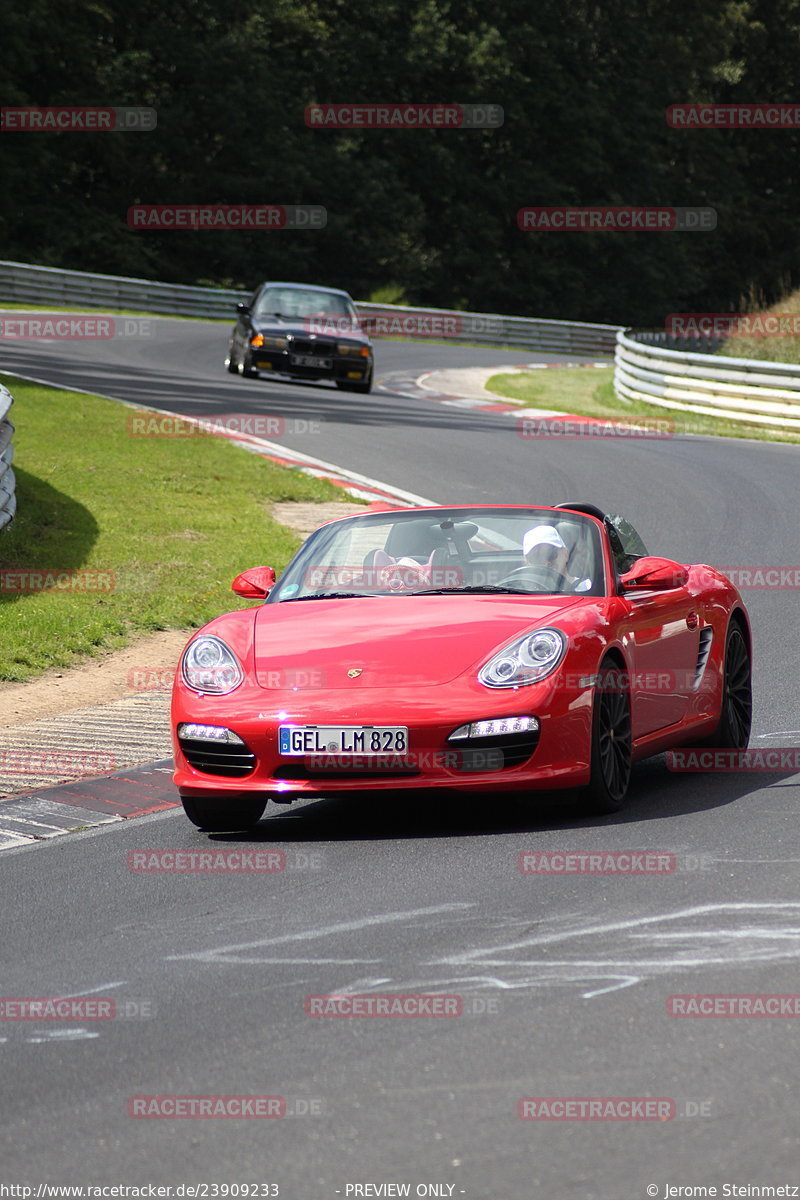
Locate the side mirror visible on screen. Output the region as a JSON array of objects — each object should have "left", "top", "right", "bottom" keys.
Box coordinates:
[
  {"left": 235, "top": 302, "right": 250, "bottom": 315},
  {"left": 232, "top": 566, "right": 276, "bottom": 599},
  {"left": 620, "top": 556, "right": 688, "bottom": 591}
]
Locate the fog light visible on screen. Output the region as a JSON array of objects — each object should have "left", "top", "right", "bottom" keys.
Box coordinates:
[
  {"left": 448, "top": 715, "right": 539, "bottom": 741},
  {"left": 177, "top": 723, "right": 245, "bottom": 745},
  {"left": 346, "top": 370, "right": 363, "bottom": 379}
]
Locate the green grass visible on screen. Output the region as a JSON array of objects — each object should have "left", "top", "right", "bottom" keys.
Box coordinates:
[
  {"left": 717, "top": 289, "right": 800, "bottom": 364},
  {"left": 0, "top": 377, "right": 349, "bottom": 681},
  {"left": 485, "top": 365, "right": 800, "bottom": 444}
]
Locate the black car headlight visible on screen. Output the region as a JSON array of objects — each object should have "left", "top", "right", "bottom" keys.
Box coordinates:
[{"left": 479, "top": 629, "right": 566, "bottom": 689}]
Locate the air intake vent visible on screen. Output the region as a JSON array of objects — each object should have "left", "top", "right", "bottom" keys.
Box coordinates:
[
  {"left": 447, "top": 730, "right": 540, "bottom": 768},
  {"left": 693, "top": 628, "right": 714, "bottom": 691},
  {"left": 179, "top": 737, "right": 256, "bottom": 778}
]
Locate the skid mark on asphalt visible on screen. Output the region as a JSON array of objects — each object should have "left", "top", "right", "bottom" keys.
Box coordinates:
[
  {"left": 164, "top": 902, "right": 800, "bottom": 1000},
  {"left": 166, "top": 902, "right": 474, "bottom": 965}
]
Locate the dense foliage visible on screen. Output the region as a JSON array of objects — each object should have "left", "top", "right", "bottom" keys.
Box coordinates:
[{"left": 2, "top": 0, "right": 799, "bottom": 323}]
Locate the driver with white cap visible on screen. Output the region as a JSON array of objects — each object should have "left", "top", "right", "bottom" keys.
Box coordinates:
[{"left": 522, "top": 525, "right": 592, "bottom": 592}]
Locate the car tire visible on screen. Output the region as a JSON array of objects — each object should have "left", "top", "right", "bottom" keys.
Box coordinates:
[
  {"left": 226, "top": 346, "right": 239, "bottom": 374},
  {"left": 238, "top": 353, "right": 259, "bottom": 378},
  {"left": 181, "top": 796, "right": 266, "bottom": 831},
  {"left": 699, "top": 620, "right": 752, "bottom": 749},
  {"left": 582, "top": 662, "right": 632, "bottom": 814}
]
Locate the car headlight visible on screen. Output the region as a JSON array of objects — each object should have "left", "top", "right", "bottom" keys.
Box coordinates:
[
  {"left": 479, "top": 628, "right": 566, "bottom": 689},
  {"left": 337, "top": 342, "right": 371, "bottom": 357},
  {"left": 181, "top": 636, "right": 244, "bottom": 694}
]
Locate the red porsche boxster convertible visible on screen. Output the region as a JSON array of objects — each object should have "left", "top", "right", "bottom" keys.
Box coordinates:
[{"left": 171, "top": 503, "right": 752, "bottom": 830}]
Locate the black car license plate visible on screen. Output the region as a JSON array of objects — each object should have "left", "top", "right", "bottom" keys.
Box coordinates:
[{"left": 290, "top": 354, "right": 332, "bottom": 369}]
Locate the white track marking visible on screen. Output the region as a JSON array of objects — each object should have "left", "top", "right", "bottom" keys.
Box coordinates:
[
  {"left": 0, "top": 369, "right": 438, "bottom": 508},
  {"left": 167, "top": 903, "right": 474, "bottom": 964}
]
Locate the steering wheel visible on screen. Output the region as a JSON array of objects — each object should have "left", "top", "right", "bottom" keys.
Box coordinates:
[{"left": 497, "top": 565, "right": 575, "bottom": 593}]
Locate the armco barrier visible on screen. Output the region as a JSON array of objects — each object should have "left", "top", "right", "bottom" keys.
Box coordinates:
[
  {"left": 0, "top": 260, "right": 247, "bottom": 322},
  {"left": 616, "top": 328, "right": 800, "bottom": 430},
  {"left": 0, "top": 383, "right": 16, "bottom": 531},
  {"left": 0, "top": 260, "right": 620, "bottom": 355}
]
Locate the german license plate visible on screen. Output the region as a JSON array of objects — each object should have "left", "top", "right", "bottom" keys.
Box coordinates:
[
  {"left": 279, "top": 725, "right": 408, "bottom": 755},
  {"left": 290, "top": 354, "right": 332, "bottom": 369}
]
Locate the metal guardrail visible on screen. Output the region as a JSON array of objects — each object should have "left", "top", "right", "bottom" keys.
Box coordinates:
[
  {"left": 0, "top": 383, "right": 16, "bottom": 531},
  {"left": 616, "top": 329, "right": 800, "bottom": 430},
  {"left": 0, "top": 260, "right": 621, "bottom": 356},
  {"left": 0, "top": 259, "right": 247, "bottom": 322}
]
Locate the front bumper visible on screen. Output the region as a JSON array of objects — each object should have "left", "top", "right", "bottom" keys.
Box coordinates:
[
  {"left": 171, "top": 681, "right": 594, "bottom": 799},
  {"left": 251, "top": 347, "right": 372, "bottom": 383}
]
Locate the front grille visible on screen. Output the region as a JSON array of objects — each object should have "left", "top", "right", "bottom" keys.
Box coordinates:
[
  {"left": 447, "top": 730, "right": 540, "bottom": 769},
  {"left": 179, "top": 737, "right": 256, "bottom": 778},
  {"left": 288, "top": 337, "right": 336, "bottom": 356}
]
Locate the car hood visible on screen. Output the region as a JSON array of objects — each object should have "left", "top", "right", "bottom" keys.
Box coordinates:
[
  {"left": 251, "top": 315, "right": 371, "bottom": 345},
  {"left": 253, "top": 594, "right": 585, "bottom": 689}
]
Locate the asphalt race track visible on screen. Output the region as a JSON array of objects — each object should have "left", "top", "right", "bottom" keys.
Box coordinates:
[{"left": 1, "top": 320, "right": 799, "bottom": 1197}]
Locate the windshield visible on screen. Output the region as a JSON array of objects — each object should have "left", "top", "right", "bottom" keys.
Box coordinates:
[
  {"left": 269, "top": 507, "right": 607, "bottom": 600},
  {"left": 253, "top": 287, "right": 359, "bottom": 325}
]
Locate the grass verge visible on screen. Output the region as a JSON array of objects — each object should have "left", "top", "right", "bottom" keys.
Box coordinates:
[
  {"left": 717, "top": 289, "right": 800, "bottom": 364},
  {"left": 485, "top": 366, "right": 800, "bottom": 444},
  {"left": 0, "top": 377, "right": 349, "bottom": 681}
]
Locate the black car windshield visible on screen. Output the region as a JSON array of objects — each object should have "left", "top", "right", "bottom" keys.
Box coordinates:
[
  {"left": 269, "top": 507, "right": 607, "bottom": 600},
  {"left": 253, "top": 287, "right": 359, "bottom": 327}
]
